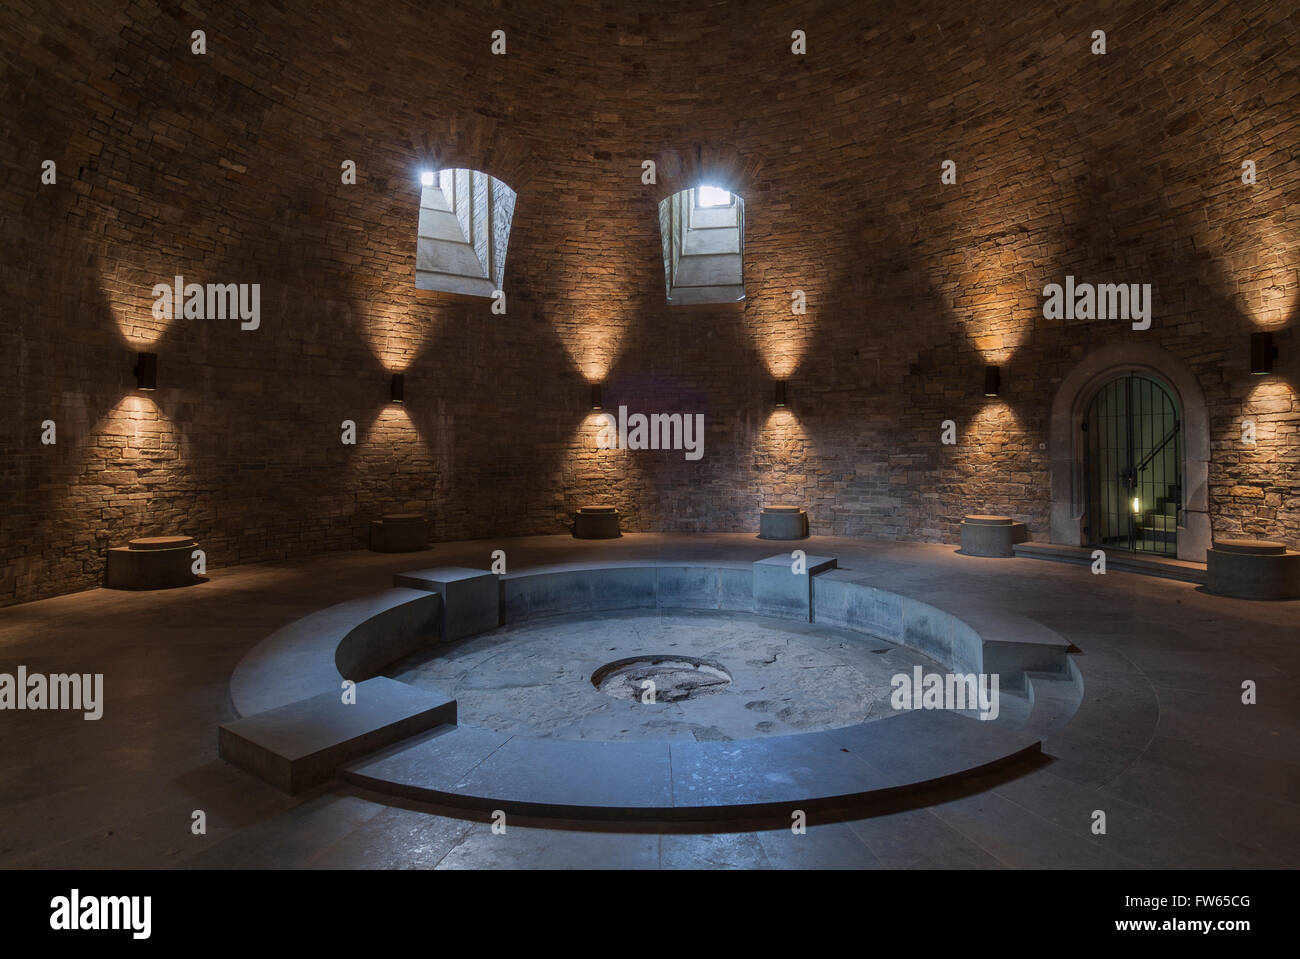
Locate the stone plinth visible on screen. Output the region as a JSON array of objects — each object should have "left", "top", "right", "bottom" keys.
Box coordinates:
[
  {"left": 106, "top": 535, "right": 200, "bottom": 589},
  {"left": 394, "top": 566, "right": 501, "bottom": 640},
  {"left": 959, "top": 515, "right": 1027, "bottom": 558},
  {"left": 218, "top": 676, "right": 456, "bottom": 794},
  {"left": 1206, "top": 539, "right": 1300, "bottom": 601},
  {"left": 758, "top": 505, "right": 808, "bottom": 540},
  {"left": 574, "top": 506, "right": 621, "bottom": 539},
  {"left": 753, "top": 553, "right": 838, "bottom": 621},
  {"left": 370, "top": 513, "right": 429, "bottom": 553}
]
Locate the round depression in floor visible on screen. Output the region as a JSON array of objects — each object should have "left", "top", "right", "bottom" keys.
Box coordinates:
[
  {"left": 591, "top": 655, "right": 733, "bottom": 702},
  {"left": 390, "top": 610, "right": 946, "bottom": 743}
]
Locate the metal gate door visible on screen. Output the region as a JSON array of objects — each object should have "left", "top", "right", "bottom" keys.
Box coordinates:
[{"left": 1083, "top": 374, "right": 1182, "bottom": 556}]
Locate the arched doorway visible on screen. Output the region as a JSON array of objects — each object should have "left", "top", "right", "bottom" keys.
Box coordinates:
[
  {"left": 1082, "top": 373, "right": 1182, "bottom": 555},
  {"left": 1049, "top": 343, "right": 1211, "bottom": 562}
]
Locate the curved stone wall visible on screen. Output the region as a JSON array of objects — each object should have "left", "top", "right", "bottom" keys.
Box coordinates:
[{"left": 3, "top": 0, "right": 1297, "bottom": 604}]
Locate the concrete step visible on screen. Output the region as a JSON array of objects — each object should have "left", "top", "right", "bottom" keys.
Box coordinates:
[
  {"left": 668, "top": 284, "right": 746, "bottom": 305},
  {"left": 418, "top": 207, "right": 470, "bottom": 243},
  {"left": 219, "top": 676, "right": 457, "bottom": 794},
  {"left": 682, "top": 228, "right": 740, "bottom": 255},
  {"left": 690, "top": 205, "right": 738, "bottom": 228},
  {"left": 1013, "top": 542, "right": 1206, "bottom": 584},
  {"left": 416, "top": 236, "right": 487, "bottom": 278},
  {"left": 415, "top": 270, "right": 496, "bottom": 297},
  {"left": 420, "top": 183, "right": 453, "bottom": 212},
  {"left": 674, "top": 252, "right": 742, "bottom": 287}
]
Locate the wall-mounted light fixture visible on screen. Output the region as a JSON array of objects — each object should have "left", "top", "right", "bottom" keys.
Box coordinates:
[
  {"left": 420, "top": 171, "right": 435, "bottom": 187},
  {"left": 134, "top": 352, "right": 157, "bottom": 391},
  {"left": 590, "top": 383, "right": 603, "bottom": 410},
  {"left": 774, "top": 381, "right": 787, "bottom": 407},
  {"left": 390, "top": 373, "right": 405, "bottom": 403},
  {"left": 983, "top": 365, "right": 1001, "bottom": 397},
  {"left": 1251, "top": 331, "right": 1277, "bottom": 375}
]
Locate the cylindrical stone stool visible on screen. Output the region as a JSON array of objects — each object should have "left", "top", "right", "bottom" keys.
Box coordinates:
[
  {"left": 574, "top": 506, "right": 621, "bottom": 539},
  {"left": 369, "top": 513, "right": 429, "bottom": 553},
  {"left": 1206, "top": 539, "right": 1300, "bottom": 600},
  {"left": 758, "top": 505, "right": 808, "bottom": 540},
  {"left": 106, "top": 535, "right": 200, "bottom": 589},
  {"left": 958, "top": 515, "right": 1025, "bottom": 557}
]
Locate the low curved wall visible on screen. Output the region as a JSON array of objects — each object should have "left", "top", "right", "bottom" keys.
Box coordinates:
[{"left": 229, "top": 558, "right": 1073, "bottom": 722}]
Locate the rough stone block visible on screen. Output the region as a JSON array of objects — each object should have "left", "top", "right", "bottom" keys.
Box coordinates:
[
  {"left": 370, "top": 514, "right": 429, "bottom": 553},
  {"left": 574, "top": 505, "right": 621, "bottom": 539},
  {"left": 1206, "top": 539, "right": 1300, "bottom": 600},
  {"left": 105, "top": 535, "right": 200, "bottom": 589},
  {"left": 758, "top": 505, "right": 808, "bottom": 540},
  {"left": 959, "top": 515, "right": 1026, "bottom": 557}
]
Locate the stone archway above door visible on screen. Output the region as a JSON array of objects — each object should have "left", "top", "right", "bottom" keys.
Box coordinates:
[{"left": 1049, "top": 343, "right": 1211, "bottom": 562}]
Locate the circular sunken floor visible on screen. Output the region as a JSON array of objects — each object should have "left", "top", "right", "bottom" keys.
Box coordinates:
[{"left": 391, "top": 610, "right": 945, "bottom": 743}]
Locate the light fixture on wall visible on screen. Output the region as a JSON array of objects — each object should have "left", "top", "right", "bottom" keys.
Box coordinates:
[
  {"left": 134, "top": 352, "right": 157, "bottom": 391},
  {"left": 590, "top": 383, "right": 603, "bottom": 410},
  {"left": 390, "top": 373, "right": 405, "bottom": 403},
  {"left": 774, "top": 381, "right": 787, "bottom": 407},
  {"left": 1251, "top": 331, "right": 1277, "bottom": 375},
  {"left": 983, "top": 365, "right": 1001, "bottom": 397},
  {"left": 420, "top": 171, "right": 435, "bottom": 187}
]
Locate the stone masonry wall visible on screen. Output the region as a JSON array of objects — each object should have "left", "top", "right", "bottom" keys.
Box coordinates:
[{"left": 0, "top": 0, "right": 1296, "bottom": 605}]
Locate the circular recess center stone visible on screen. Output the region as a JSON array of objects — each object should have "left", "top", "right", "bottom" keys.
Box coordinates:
[{"left": 592, "top": 656, "right": 732, "bottom": 703}]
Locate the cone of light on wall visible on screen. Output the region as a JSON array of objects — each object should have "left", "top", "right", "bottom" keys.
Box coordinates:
[
  {"left": 774, "top": 381, "right": 787, "bottom": 407},
  {"left": 590, "top": 383, "right": 603, "bottom": 410},
  {"left": 390, "top": 373, "right": 405, "bottom": 403},
  {"left": 983, "top": 365, "right": 1001, "bottom": 397},
  {"left": 134, "top": 352, "right": 157, "bottom": 391},
  {"left": 1251, "top": 331, "right": 1277, "bottom": 375}
]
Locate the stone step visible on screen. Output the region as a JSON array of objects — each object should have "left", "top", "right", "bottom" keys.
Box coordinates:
[
  {"left": 682, "top": 227, "right": 740, "bottom": 255},
  {"left": 415, "top": 236, "right": 487, "bottom": 279},
  {"left": 415, "top": 270, "right": 496, "bottom": 297},
  {"left": 673, "top": 252, "right": 743, "bottom": 287},
  {"left": 1013, "top": 542, "right": 1206, "bottom": 584},
  {"left": 689, "top": 205, "right": 738, "bottom": 228},
  {"left": 668, "top": 284, "right": 746, "bottom": 305},
  {"left": 418, "top": 207, "right": 470, "bottom": 243},
  {"left": 342, "top": 710, "right": 1040, "bottom": 821},
  {"left": 219, "top": 676, "right": 456, "bottom": 794}
]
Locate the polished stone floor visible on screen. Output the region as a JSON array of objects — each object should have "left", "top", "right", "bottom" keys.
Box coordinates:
[{"left": 0, "top": 533, "right": 1296, "bottom": 869}]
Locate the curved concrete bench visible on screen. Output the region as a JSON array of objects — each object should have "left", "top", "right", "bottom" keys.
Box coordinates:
[
  {"left": 229, "top": 587, "right": 444, "bottom": 717},
  {"left": 223, "top": 556, "right": 1078, "bottom": 809}
]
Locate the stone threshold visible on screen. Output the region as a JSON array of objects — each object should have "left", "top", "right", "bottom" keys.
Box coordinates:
[{"left": 1013, "top": 542, "right": 1206, "bottom": 585}]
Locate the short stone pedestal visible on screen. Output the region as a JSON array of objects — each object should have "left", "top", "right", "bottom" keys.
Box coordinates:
[
  {"left": 958, "top": 515, "right": 1027, "bottom": 558},
  {"left": 106, "top": 535, "right": 200, "bottom": 589},
  {"left": 395, "top": 566, "right": 501, "bottom": 640},
  {"left": 1206, "top": 539, "right": 1300, "bottom": 601},
  {"left": 370, "top": 514, "right": 429, "bottom": 553},
  {"left": 758, "top": 505, "right": 808, "bottom": 540},
  {"left": 574, "top": 506, "right": 621, "bottom": 539},
  {"left": 753, "top": 553, "right": 838, "bottom": 621}
]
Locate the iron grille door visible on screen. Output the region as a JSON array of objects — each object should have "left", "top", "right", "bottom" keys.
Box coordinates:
[{"left": 1083, "top": 375, "right": 1181, "bottom": 556}]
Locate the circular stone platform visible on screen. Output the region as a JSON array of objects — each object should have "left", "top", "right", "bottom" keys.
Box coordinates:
[{"left": 391, "top": 610, "right": 943, "bottom": 742}]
